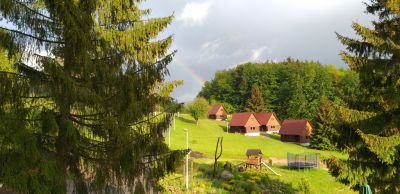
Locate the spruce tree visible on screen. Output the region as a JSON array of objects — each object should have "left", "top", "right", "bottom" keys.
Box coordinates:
[
  {"left": 0, "top": 1, "right": 183, "bottom": 193},
  {"left": 245, "top": 83, "right": 266, "bottom": 113},
  {"left": 309, "top": 98, "right": 338, "bottom": 151},
  {"left": 327, "top": 1, "right": 400, "bottom": 193}
]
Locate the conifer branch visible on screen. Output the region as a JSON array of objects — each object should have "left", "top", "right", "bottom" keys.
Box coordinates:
[
  {"left": 69, "top": 116, "right": 103, "bottom": 128},
  {"left": 13, "top": 0, "right": 53, "bottom": 21},
  {"left": 0, "top": 27, "right": 64, "bottom": 44},
  {"left": 19, "top": 95, "right": 51, "bottom": 99}
]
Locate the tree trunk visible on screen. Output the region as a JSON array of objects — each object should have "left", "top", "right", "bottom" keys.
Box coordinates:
[{"left": 213, "top": 137, "right": 223, "bottom": 178}]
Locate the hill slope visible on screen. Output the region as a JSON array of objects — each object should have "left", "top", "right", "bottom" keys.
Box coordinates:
[{"left": 163, "top": 114, "right": 355, "bottom": 194}]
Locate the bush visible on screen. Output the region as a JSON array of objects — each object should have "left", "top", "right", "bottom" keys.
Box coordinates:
[{"left": 298, "top": 177, "right": 311, "bottom": 194}]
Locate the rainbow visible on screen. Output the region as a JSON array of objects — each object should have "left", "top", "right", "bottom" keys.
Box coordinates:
[{"left": 173, "top": 58, "right": 206, "bottom": 86}]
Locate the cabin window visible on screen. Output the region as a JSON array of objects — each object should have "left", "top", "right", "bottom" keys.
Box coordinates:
[{"left": 271, "top": 126, "right": 275, "bottom": 129}]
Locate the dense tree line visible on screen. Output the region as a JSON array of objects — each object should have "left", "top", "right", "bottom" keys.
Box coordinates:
[{"left": 198, "top": 60, "right": 361, "bottom": 122}]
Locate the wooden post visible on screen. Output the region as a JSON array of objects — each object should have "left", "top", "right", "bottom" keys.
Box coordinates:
[{"left": 185, "top": 128, "right": 189, "bottom": 190}]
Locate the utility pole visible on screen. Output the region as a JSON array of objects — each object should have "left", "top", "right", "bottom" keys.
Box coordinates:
[{"left": 184, "top": 128, "right": 189, "bottom": 190}]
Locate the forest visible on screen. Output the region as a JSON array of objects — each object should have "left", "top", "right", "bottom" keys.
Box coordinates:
[{"left": 198, "top": 60, "right": 361, "bottom": 122}]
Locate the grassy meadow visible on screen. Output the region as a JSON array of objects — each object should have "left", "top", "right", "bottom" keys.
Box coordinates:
[{"left": 161, "top": 114, "right": 356, "bottom": 194}]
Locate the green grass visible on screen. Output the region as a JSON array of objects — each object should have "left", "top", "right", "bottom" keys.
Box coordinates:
[
  {"left": 168, "top": 114, "right": 345, "bottom": 160},
  {"left": 163, "top": 114, "right": 355, "bottom": 194}
]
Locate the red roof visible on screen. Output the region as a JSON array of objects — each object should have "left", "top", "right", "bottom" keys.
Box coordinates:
[
  {"left": 208, "top": 104, "right": 224, "bottom": 115},
  {"left": 279, "top": 120, "right": 312, "bottom": 136},
  {"left": 229, "top": 112, "right": 258, "bottom": 126},
  {"left": 254, "top": 112, "right": 278, "bottom": 125}
]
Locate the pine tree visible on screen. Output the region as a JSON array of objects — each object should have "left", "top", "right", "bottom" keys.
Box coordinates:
[
  {"left": 245, "top": 83, "right": 266, "bottom": 113},
  {"left": 0, "top": 1, "right": 183, "bottom": 193},
  {"left": 327, "top": 1, "right": 400, "bottom": 193}
]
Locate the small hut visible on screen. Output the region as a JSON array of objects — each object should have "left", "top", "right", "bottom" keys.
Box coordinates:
[
  {"left": 208, "top": 104, "right": 228, "bottom": 120},
  {"left": 245, "top": 149, "right": 263, "bottom": 170}
]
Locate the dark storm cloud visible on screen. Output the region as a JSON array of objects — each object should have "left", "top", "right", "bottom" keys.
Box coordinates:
[{"left": 142, "top": 0, "right": 375, "bottom": 102}]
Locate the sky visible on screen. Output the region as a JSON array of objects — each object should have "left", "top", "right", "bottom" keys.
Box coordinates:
[
  {"left": 142, "top": 0, "right": 375, "bottom": 102},
  {"left": 0, "top": 1, "right": 374, "bottom": 103}
]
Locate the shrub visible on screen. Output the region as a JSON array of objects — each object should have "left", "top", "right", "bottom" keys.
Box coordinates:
[{"left": 298, "top": 177, "right": 311, "bottom": 194}]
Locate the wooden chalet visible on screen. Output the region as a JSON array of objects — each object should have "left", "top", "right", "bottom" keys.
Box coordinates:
[
  {"left": 208, "top": 104, "right": 228, "bottom": 120},
  {"left": 228, "top": 112, "right": 260, "bottom": 136},
  {"left": 279, "top": 120, "right": 312, "bottom": 145},
  {"left": 254, "top": 112, "right": 281, "bottom": 133}
]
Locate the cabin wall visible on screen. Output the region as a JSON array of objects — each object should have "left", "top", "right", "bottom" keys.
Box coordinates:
[
  {"left": 216, "top": 108, "right": 227, "bottom": 118},
  {"left": 305, "top": 122, "right": 313, "bottom": 135},
  {"left": 229, "top": 126, "right": 245, "bottom": 133},
  {"left": 244, "top": 114, "right": 261, "bottom": 135},
  {"left": 266, "top": 115, "right": 281, "bottom": 132},
  {"left": 281, "top": 135, "right": 310, "bottom": 143},
  {"left": 209, "top": 107, "right": 227, "bottom": 120}
]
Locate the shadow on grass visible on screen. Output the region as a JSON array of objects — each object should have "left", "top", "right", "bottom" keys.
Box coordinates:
[
  {"left": 276, "top": 165, "right": 319, "bottom": 172},
  {"left": 177, "top": 116, "right": 196, "bottom": 124},
  {"left": 194, "top": 162, "right": 297, "bottom": 194},
  {"left": 268, "top": 134, "right": 315, "bottom": 150},
  {"left": 218, "top": 125, "right": 229, "bottom": 133},
  {"left": 268, "top": 133, "right": 281, "bottom": 141}
]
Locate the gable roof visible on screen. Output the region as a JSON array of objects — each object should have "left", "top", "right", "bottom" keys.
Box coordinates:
[
  {"left": 208, "top": 104, "right": 225, "bottom": 115},
  {"left": 229, "top": 112, "right": 256, "bottom": 126},
  {"left": 279, "top": 120, "right": 312, "bottom": 136},
  {"left": 254, "top": 112, "right": 279, "bottom": 125},
  {"left": 246, "top": 149, "right": 262, "bottom": 156}
]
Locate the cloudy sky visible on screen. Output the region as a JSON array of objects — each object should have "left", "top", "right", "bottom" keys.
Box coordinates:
[{"left": 142, "top": 0, "right": 375, "bottom": 102}]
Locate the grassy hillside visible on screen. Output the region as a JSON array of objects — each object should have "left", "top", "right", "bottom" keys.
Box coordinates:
[
  {"left": 167, "top": 114, "right": 345, "bottom": 160},
  {"left": 162, "top": 114, "right": 355, "bottom": 194}
]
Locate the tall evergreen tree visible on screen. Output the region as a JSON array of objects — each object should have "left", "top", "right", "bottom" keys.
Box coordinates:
[
  {"left": 0, "top": 1, "right": 183, "bottom": 193},
  {"left": 245, "top": 83, "right": 266, "bottom": 113},
  {"left": 309, "top": 98, "right": 338, "bottom": 151},
  {"left": 327, "top": 1, "right": 400, "bottom": 193}
]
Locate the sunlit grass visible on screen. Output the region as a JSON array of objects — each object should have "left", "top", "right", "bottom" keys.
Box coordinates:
[{"left": 162, "top": 114, "right": 355, "bottom": 194}]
